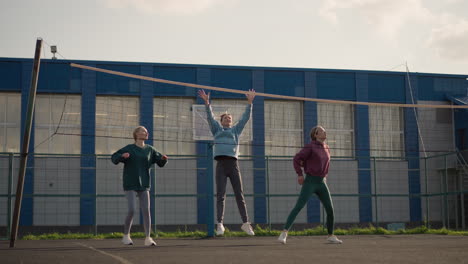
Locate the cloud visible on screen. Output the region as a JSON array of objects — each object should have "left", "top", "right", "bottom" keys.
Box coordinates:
[
  {"left": 428, "top": 15, "right": 468, "bottom": 61},
  {"left": 319, "top": 0, "right": 468, "bottom": 61},
  {"left": 101, "top": 0, "right": 228, "bottom": 15},
  {"left": 319, "top": 0, "right": 432, "bottom": 37},
  {"left": 443, "top": 0, "right": 462, "bottom": 3}
]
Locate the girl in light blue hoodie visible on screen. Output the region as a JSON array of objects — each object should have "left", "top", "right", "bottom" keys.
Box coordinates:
[{"left": 198, "top": 89, "right": 256, "bottom": 236}]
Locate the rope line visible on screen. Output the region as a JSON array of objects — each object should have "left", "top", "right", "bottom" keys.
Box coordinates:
[{"left": 70, "top": 63, "right": 468, "bottom": 109}]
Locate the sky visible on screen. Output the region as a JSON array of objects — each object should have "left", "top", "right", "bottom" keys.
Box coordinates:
[{"left": 1, "top": 0, "right": 468, "bottom": 75}]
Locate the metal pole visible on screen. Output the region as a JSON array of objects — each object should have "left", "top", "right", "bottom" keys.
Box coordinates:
[
  {"left": 454, "top": 173, "right": 461, "bottom": 229},
  {"left": 444, "top": 155, "right": 449, "bottom": 229},
  {"left": 7, "top": 153, "right": 13, "bottom": 239},
  {"left": 10, "top": 38, "right": 42, "bottom": 248},
  {"left": 266, "top": 156, "right": 271, "bottom": 230},
  {"left": 424, "top": 157, "right": 429, "bottom": 228},
  {"left": 207, "top": 143, "right": 214, "bottom": 237},
  {"left": 152, "top": 163, "right": 157, "bottom": 235},
  {"left": 94, "top": 155, "right": 98, "bottom": 236},
  {"left": 440, "top": 167, "right": 445, "bottom": 228},
  {"left": 373, "top": 157, "right": 378, "bottom": 227},
  {"left": 461, "top": 170, "right": 465, "bottom": 230}
]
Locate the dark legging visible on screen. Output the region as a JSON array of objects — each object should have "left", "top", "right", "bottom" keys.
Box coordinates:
[
  {"left": 215, "top": 158, "right": 249, "bottom": 223},
  {"left": 124, "top": 190, "right": 151, "bottom": 237},
  {"left": 283, "top": 175, "right": 335, "bottom": 235}
]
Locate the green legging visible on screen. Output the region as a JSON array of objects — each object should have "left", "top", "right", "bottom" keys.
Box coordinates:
[{"left": 284, "top": 175, "right": 335, "bottom": 235}]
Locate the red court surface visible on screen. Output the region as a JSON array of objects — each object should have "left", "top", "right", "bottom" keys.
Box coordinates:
[{"left": 1, "top": 235, "right": 467, "bottom": 264}]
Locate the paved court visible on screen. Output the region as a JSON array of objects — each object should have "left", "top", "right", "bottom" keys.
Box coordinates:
[{"left": 1, "top": 235, "right": 468, "bottom": 264}]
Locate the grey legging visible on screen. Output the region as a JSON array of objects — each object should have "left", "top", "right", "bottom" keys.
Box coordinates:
[
  {"left": 216, "top": 158, "right": 249, "bottom": 223},
  {"left": 124, "top": 190, "right": 151, "bottom": 237}
]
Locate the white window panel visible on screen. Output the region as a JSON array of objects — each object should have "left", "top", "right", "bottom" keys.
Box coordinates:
[
  {"left": 318, "top": 103, "right": 354, "bottom": 158},
  {"left": 154, "top": 98, "right": 195, "bottom": 155},
  {"left": 0, "top": 93, "right": 21, "bottom": 152},
  {"left": 265, "top": 100, "right": 303, "bottom": 157},
  {"left": 96, "top": 96, "right": 139, "bottom": 154},
  {"left": 369, "top": 106, "right": 404, "bottom": 158},
  {"left": 35, "top": 95, "right": 81, "bottom": 154}
]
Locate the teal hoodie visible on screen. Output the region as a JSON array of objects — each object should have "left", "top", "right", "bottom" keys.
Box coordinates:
[
  {"left": 111, "top": 144, "right": 167, "bottom": 191},
  {"left": 206, "top": 104, "right": 252, "bottom": 159}
]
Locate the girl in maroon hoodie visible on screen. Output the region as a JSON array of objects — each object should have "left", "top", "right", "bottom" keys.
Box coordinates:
[{"left": 278, "top": 126, "right": 342, "bottom": 244}]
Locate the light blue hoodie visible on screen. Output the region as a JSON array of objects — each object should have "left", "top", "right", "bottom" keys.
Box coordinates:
[{"left": 205, "top": 104, "right": 252, "bottom": 159}]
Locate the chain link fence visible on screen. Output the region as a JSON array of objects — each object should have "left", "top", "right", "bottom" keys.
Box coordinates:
[{"left": 1, "top": 150, "right": 467, "bottom": 239}]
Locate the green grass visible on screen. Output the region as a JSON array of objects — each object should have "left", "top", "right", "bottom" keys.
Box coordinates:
[{"left": 20, "top": 225, "right": 468, "bottom": 240}]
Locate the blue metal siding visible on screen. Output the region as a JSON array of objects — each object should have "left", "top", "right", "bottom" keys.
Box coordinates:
[
  {"left": 304, "top": 72, "right": 320, "bottom": 223},
  {"left": 140, "top": 66, "right": 155, "bottom": 225},
  {"left": 210, "top": 68, "right": 252, "bottom": 98},
  {"left": 96, "top": 64, "right": 140, "bottom": 95},
  {"left": 0, "top": 61, "right": 21, "bottom": 91},
  {"left": 355, "top": 107, "right": 372, "bottom": 224},
  {"left": 71, "top": 67, "right": 82, "bottom": 92},
  {"left": 252, "top": 70, "right": 266, "bottom": 223},
  {"left": 454, "top": 109, "right": 468, "bottom": 150},
  {"left": 196, "top": 68, "right": 211, "bottom": 225},
  {"left": 405, "top": 75, "right": 421, "bottom": 222},
  {"left": 355, "top": 73, "right": 372, "bottom": 222},
  {"left": 433, "top": 77, "right": 466, "bottom": 97},
  {"left": 265, "top": 70, "right": 304, "bottom": 97},
  {"left": 368, "top": 74, "right": 405, "bottom": 102},
  {"left": 20, "top": 62, "right": 34, "bottom": 226},
  {"left": 140, "top": 66, "right": 154, "bottom": 142},
  {"left": 80, "top": 65, "right": 97, "bottom": 226},
  {"left": 419, "top": 76, "right": 466, "bottom": 101},
  {"left": 153, "top": 66, "right": 197, "bottom": 96},
  {"left": 418, "top": 76, "right": 434, "bottom": 100},
  {"left": 37, "top": 62, "right": 75, "bottom": 93},
  {"left": 317, "top": 72, "right": 356, "bottom": 100}
]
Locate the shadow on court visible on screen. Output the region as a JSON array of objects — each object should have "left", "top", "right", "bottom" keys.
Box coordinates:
[{"left": 1, "top": 235, "right": 468, "bottom": 264}]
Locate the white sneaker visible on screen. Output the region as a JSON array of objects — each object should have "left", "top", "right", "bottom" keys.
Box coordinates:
[
  {"left": 144, "top": 237, "right": 157, "bottom": 246},
  {"left": 327, "top": 235, "right": 342, "bottom": 244},
  {"left": 241, "top": 222, "right": 255, "bottom": 236},
  {"left": 216, "top": 223, "right": 225, "bottom": 236},
  {"left": 278, "top": 231, "right": 288, "bottom": 244},
  {"left": 122, "top": 234, "right": 133, "bottom": 245}
]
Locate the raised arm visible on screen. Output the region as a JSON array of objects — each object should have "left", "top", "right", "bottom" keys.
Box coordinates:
[
  {"left": 198, "top": 89, "right": 210, "bottom": 106},
  {"left": 233, "top": 104, "right": 252, "bottom": 134},
  {"left": 246, "top": 89, "right": 255, "bottom": 104},
  {"left": 233, "top": 89, "right": 255, "bottom": 134},
  {"left": 198, "top": 89, "right": 221, "bottom": 135}
]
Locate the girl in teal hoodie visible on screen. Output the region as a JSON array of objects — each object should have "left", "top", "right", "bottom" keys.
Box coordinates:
[{"left": 112, "top": 126, "right": 167, "bottom": 246}]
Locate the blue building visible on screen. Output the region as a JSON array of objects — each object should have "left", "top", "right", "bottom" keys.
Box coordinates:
[{"left": 0, "top": 57, "right": 467, "bottom": 231}]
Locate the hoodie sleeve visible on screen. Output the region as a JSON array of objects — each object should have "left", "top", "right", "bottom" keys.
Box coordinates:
[
  {"left": 293, "top": 144, "right": 313, "bottom": 176},
  {"left": 233, "top": 104, "right": 252, "bottom": 135},
  {"left": 151, "top": 147, "right": 168, "bottom": 168},
  {"left": 205, "top": 104, "right": 222, "bottom": 135},
  {"left": 111, "top": 146, "right": 128, "bottom": 165}
]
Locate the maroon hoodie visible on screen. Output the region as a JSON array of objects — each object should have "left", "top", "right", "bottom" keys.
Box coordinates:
[{"left": 293, "top": 140, "right": 330, "bottom": 177}]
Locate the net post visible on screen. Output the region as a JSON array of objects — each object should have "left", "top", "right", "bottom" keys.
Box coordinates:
[
  {"left": 10, "top": 38, "right": 42, "bottom": 248},
  {"left": 7, "top": 153, "right": 13, "bottom": 240},
  {"left": 206, "top": 143, "right": 215, "bottom": 237},
  {"left": 373, "top": 157, "right": 378, "bottom": 228},
  {"left": 444, "top": 155, "right": 448, "bottom": 228},
  {"left": 424, "top": 156, "right": 429, "bottom": 228},
  {"left": 266, "top": 156, "right": 271, "bottom": 230},
  {"left": 94, "top": 154, "right": 98, "bottom": 236}
]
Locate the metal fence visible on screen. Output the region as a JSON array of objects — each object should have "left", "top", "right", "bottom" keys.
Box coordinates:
[{"left": 1, "top": 150, "right": 467, "bottom": 239}]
